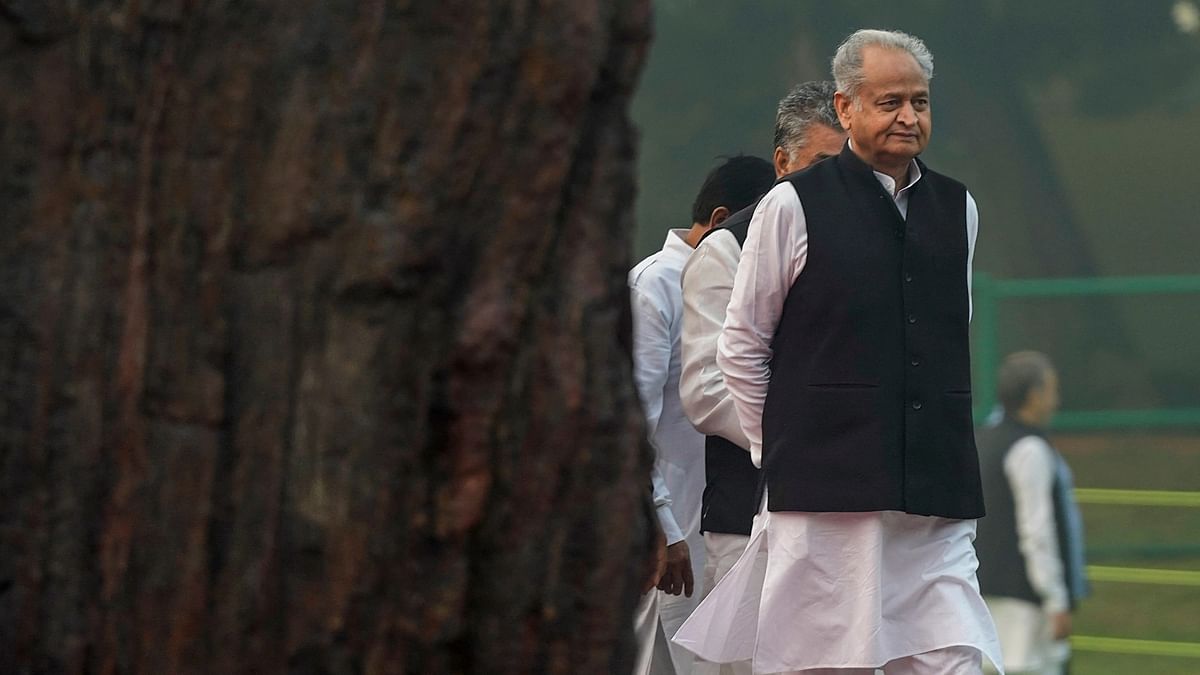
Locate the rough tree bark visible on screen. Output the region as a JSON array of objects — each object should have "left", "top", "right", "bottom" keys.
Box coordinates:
[{"left": 0, "top": 1, "right": 654, "bottom": 673}]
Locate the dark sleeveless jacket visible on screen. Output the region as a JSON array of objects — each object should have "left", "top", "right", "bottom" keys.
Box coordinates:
[
  {"left": 976, "top": 416, "right": 1084, "bottom": 608},
  {"left": 761, "top": 144, "right": 984, "bottom": 519}
]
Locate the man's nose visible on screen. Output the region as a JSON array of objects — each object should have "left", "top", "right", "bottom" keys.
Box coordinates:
[{"left": 897, "top": 102, "right": 917, "bottom": 125}]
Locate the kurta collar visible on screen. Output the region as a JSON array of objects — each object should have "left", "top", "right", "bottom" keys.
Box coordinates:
[
  {"left": 840, "top": 140, "right": 924, "bottom": 196},
  {"left": 999, "top": 414, "right": 1049, "bottom": 440},
  {"left": 661, "top": 228, "right": 694, "bottom": 263}
]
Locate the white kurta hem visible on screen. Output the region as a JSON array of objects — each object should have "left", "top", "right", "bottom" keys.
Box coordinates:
[{"left": 672, "top": 504, "right": 1003, "bottom": 674}]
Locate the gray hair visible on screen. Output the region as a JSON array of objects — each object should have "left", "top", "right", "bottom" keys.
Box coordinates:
[
  {"left": 997, "top": 351, "right": 1056, "bottom": 412},
  {"left": 773, "top": 80, "right": 841, "bottom": 157},
  {"left": 832, "top": 29, "right": 934, "bottom": 101}
]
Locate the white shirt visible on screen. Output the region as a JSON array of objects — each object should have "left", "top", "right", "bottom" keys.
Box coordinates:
[
  {"left": 679, "top": 227, "right": 751, "bottom": 451},
  {"left": 717, "top": 163, "right": 978, "bottom": 466},
  {"left": 1006, "top": 435, "right": 1070, "bottom": 612},
  {"left": 630, "top": 229, "right": 708, "bottom": 550},
  {"left": 650, "top": 466, "right": 681, "bottom": 545}
]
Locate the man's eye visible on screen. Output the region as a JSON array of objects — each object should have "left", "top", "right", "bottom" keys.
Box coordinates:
[
  {"left": 913, "top": 99, "right": 929, "bottom": 110},
  {"left": 880, "top": 100, "right": 898, "bottom": 108}
]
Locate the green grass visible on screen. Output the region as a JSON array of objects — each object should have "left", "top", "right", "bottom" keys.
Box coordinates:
[
  {"left": 1056, "top": 433, "right": 1200, "bottom": 674},
  {"left": 1071, "top": 651, "right": 1200, "bottom": 675}
]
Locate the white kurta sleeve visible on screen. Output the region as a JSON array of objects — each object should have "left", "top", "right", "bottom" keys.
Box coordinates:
[
  {"left": 630, "top": 285, "right": 671, "bottom": 441},
  {"left": 679, "top": 230, "right": 751, "bottom": 450},
  {"left": 630, "top": 282, "right": 685, "bottom": 545},
  {"left": 716, "top": 183, "right": 808, "bottom": 466},
  {"left": 966, "top": 191, "right": 979, "bottom": 322},
  {"left": 1005, "top": 435, "right": 1070, "bottom": 613},
  {"left": 651, "top": 465, "right": 684, "bottom": 545}
]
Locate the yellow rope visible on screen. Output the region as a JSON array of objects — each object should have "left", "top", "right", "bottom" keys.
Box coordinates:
[
  {"left": 1087, "top": 565, "right": 1200, "bottom": 587},
  {"left": 1074, "top": 488, "right": 1200, "bottom": 508},
  {"left": 1072, "top": 635, "right": 1200, "bottom": 658}
]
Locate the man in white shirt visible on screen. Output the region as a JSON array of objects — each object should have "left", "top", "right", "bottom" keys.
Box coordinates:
[
  {"left": 976, "top": 352, "right": 1089, "bottom": 675},
  {"left": 673, "top": 29, "right": 1001, "bottom": 674},
  {"left": 630, "top": 155, "right": 775, "bottom": 675},
  {"left": 677, "top": 81, "right": 846, "bottom": 675}
]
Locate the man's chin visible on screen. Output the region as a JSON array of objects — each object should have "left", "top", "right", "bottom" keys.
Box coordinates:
[
  {"left": 881, "top": 142, "right": 923, "bottom": 160},
  {"left": 880, "top": 148, "right": 920, "bottom": 162}
]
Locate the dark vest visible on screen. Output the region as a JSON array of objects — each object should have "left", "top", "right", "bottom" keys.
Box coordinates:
[
  {"left": 761, "top": 145, "right": 983, "bottom": 519},
  {"left": 976, "top": 416, "right": 1083, "bottom": 608},
  {"left": 698, "top": 201, "right": 763, "bottom": 536}
]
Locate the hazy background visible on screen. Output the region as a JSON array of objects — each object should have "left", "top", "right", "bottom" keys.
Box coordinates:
[
  {"left": 632, "top": 0, "right": 1200, "bottom": 413},
  {"left": 630, "top": 3, "right": 1200, "bottom": 672}
]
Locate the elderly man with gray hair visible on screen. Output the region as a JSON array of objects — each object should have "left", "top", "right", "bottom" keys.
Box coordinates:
[{"left": 674, "top": 29, "right": 1003, "bottom": 674}]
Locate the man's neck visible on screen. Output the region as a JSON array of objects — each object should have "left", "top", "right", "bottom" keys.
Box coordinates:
[
  {"left": 1013, "top": 408, "right": 1046, "bottom": 430},
  {"left": 878, "top": 164, "right": 910, "bottom": 193},
  {"left": 684, "top": 224, "right": 708, "bottom": 248},
  {"left": 847, "top": 140, "right": 911, "bottom": 194}
]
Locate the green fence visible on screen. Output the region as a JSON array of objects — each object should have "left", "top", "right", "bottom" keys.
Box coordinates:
[
  {"left": 971, "top": 273, "right": 1200, "bottom": 430},
  {"left": 970, "top": 276, "right": 1200, "bottom": 665},
  {"left": 1071, "top": 488, "right": 1200, "bottom": 662}
]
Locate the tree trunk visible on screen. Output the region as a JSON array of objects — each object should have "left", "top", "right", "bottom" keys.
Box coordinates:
[{"left": 0, "top": 1, "right": 654, "bottom": 673}]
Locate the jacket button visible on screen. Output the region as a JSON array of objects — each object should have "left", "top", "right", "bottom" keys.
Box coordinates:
[
  {"left": 905, "top": 273, "right": 913, "bottom": 283},
  {"left": 911, "top": 357, "right": 920, "bottom": 367},
  {"left": 912, "top": 400, "right": 923, "bottom": 410},
  {"left": 907, "top": 314, "right": 917, "bottom": 324}
]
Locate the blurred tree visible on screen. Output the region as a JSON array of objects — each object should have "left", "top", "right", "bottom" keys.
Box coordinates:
[{"left": 0, "top": 1, "right": 654, "bottom": 673}]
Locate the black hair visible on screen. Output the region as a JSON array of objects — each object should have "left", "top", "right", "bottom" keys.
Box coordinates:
[{"left": 690, "top": 155, "right": 775, "bottom": 225}]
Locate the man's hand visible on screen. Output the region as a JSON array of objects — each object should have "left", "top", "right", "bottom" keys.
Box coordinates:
[
  {"left": 1049, "top": 610, "right": 1072, "bottom": 641},
  {"left": 657, "top": 541, "right": 694, "bottom": 597},
  {"left": 642, "top": 522, "right": 668, "bottom": 594}
]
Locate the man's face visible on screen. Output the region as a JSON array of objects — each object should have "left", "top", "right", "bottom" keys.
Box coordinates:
[
  {"left": 1031, "top": 369, "right": 1061, "bottom": 427},
  {"left": 835, "top": 45, "right": 931, "bottom": 170},
  {"left": 776, "top": 123, "right": 848, "bottom": 176}
]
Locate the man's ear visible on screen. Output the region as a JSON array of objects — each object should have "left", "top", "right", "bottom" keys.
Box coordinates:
[
  {"left": 708, "top": 206, "right": 731, "bottom": 229},
  {"left": 834, "top": 91, "right": 854, "bottom": 129},
  {"left": 773, "top": 147, "right": 791, "bottom": 177}
]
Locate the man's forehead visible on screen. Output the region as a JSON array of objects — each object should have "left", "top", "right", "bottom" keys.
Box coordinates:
[
  {"left": 862, "top": 66, "right": 930, "bottom": 96},
  {"left": 874, "top": 83, "right": 930, "bottom": 97},
  {"left": 862, "top": 46, "right": 926, "bottom": 76},
  {"left": 862, "top": 43, "right": 920, "bottom": 65}
]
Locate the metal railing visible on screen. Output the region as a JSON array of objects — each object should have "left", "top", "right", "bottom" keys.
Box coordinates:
[
  {"left": 969, "top": 277, "right": 1200, "bottom": 662},
  {"left": 971, "top": 273, "right": 1200, "bottom": 430},
  {"left": 1071, "top": 488, "right": 1200, "bottom": 660}
]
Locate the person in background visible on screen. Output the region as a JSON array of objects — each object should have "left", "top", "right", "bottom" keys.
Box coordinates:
[
  {"left": 630, "top": 154, "right": 775, "bottom": 674},
  {"left": 977, "top": 351, "right": 1089, "bottom": 675},
  {"left": 677, "top": 80, "right": 846, "bottom": 675}
]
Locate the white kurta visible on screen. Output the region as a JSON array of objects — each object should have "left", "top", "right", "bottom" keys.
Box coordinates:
[
  {"left": 679, "top": 226, "right": 752, "bottom": 451},
  {"left": 680, "top": 223, "right": 758, "bottom": 675},
  {"left": 631, "top": 228, "right": 709, "bottom": 673},
  {"left": 675, "top": 502, "right": 1000, "bottom": 673},
  {"left": 674, "top": 157, "right": 1002, "bottom": 673}
]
